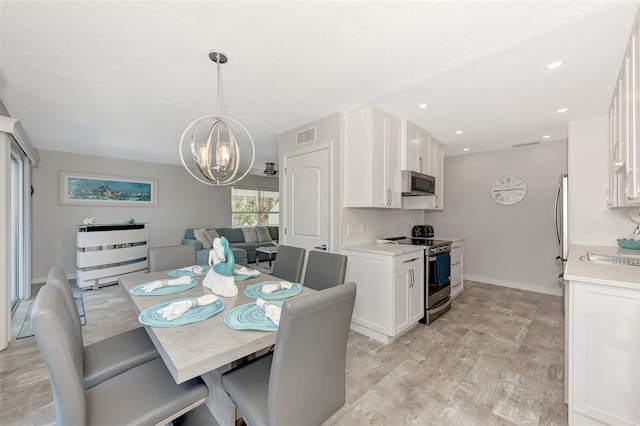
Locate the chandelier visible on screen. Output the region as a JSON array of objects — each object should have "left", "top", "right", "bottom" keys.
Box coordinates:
[{"left": 179, "top": 50, "right": 255, "bottom": 186}]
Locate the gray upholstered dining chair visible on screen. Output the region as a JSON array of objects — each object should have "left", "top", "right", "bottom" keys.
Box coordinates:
[
  {"left": 270, "top": 245, "right": 306, "bottom": 282},
  {"left": 31, "top": 283, "right": 209, "bottom": 426},
  {"left": 221, "top": 281, "right": 357, "bottom": 426},
  {"left": 303, "top": 250, "right": 348, "bottom": 291},
  {"left": 45, "top": 265, "right": 159, "bottom": 389},
  {"left": 148, "top": 244, "right": 196, "bottom": 272}
]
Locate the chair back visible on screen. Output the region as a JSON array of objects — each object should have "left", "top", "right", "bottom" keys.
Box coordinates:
[
  {"left": 303, "top": 251, "right": 348, "bottom": 291},
  {"left": 45, "top": 266, "right": 83, "bottom": 345},
  {"left": 31, "top": 284, "right": 86, "bottom": 425},
  {"left": 267, "top": 281, "right": 357, "bottom": 425},
  {"left": 270, "top": 245, "right": 305, "bottom": 282},
  {"left": 148, "top": 245, "right": 196, "bottom": 272}
]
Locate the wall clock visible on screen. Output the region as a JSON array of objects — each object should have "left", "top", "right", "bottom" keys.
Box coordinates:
[{"left": 490, "top": 175, "right": 527, "bottom": 205}]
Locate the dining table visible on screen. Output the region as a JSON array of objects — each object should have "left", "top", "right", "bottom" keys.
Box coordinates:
[{"left": 119, "top": 266, "right": 314, "bottom": 426}]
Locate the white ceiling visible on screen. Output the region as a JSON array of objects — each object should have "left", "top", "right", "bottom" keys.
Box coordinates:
[{"left": 1, "top": 1, "right": 639, "bottom": 172}]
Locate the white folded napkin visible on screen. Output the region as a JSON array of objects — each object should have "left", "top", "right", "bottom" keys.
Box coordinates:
[
  {"left": 141, "top": 276, "right": 192, "bottom": 293},
  {"left": 157, "top": 294, "right": 219, "bottom": 321},
  {"left": 261, "top": 280, "right": 292, "bottom": 294},
  {"left": 178, "top": 265, "right": 204, "bottom": 274},
  {"left": 236, "top": 266, "right": 260, "bottom": 277},
  {"left": 256, "top": 298, "right": 282, "bottom": 326}
]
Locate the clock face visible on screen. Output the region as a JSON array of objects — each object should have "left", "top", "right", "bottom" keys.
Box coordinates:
[{"left": 491, "top": 175, "right": 527, "bottom": 205}]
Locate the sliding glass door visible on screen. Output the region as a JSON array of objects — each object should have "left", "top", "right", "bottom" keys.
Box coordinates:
[{"left": 10, "top": 153, "right": 20, "bottom": 310}]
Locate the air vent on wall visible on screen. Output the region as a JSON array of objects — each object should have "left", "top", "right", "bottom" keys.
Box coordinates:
[{"left": 296, "top": 127, "right": 316, "bottom": 144}]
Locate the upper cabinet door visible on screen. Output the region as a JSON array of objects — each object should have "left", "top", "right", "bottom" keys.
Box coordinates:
[
  {"left": 344, "top": 106, "right": 402, "bottom": 208},
  {"left": 402, "top": 121, "right": 420, "bottom": 172}
]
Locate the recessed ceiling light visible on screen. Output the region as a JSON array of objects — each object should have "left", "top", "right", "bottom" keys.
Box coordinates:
[
  {"left": 556, "top": 108, "right": 568, "bottom": 113},
  {"left": 545, "top": 61, "right": 565, "bottom": 70},
  {"left": 463, "top": 148, "right": 470, "bottom": 152},
  {"left": 455, "top": 130, "right": 464, "bottom": 134},
  {"left": 543, "top": 135, "right": 551, "bottom": 139},
  {"left": 418, "top": 103, "right": 429, "bottom": 109}
]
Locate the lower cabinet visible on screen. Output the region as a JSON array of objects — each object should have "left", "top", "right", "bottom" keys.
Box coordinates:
[
  {"left": 343, "top": 249, "right": 424, "bottom": 344},
  {"left": 450, "top": 239, "right": 464, "bottom": 298},
  {"left": 567, "top": 280, "right": 640, "bottom": 425}
]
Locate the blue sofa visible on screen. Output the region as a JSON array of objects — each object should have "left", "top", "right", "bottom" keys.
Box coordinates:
[{"left": 182, "top": 226, "right": 279, "bottom": 266}]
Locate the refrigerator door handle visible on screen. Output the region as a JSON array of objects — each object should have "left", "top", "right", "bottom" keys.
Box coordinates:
[{"left": 554, "top": 182, "right": 561, "bottom": 245}]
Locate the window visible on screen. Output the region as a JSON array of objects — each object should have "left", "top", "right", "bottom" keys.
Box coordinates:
[{"left": 231, "top": 188, "right": 279, "bottom": 227}]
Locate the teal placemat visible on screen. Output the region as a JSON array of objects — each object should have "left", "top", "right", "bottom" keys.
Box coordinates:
[
  {"left": 224, "top": 301, "right": 283, "bottom": 331},
  {"left": 167, "top": 266, "right": 210, "bottom": 277},
  {"left": 138, "top": 297, "right": 225, "bottom": 327},
  {"left": 243, "top": 281, "right": 303, "bottom": 300},
  {"left": 617, "top": 239, "right": 640, "bottom": 250},
  {"left": 129, "top": 278, "right": 198, "bottom": 296}
]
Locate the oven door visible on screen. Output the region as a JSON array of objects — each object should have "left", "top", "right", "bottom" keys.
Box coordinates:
[{"left": 427, "top": 252, "right": 451, "bottom": 308}]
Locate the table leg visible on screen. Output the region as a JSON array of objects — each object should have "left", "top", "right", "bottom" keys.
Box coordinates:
[{"left": 201, "top": 365, "right": 235, "bottom": 426}]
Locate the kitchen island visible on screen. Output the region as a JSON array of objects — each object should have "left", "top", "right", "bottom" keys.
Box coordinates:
[{"left": 564, "top": 244, "right": 640, "bottom": 426}]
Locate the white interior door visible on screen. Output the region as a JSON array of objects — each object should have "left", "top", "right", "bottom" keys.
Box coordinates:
[{"left": 283, "top": 146, "right": 330, "bottom": 252}]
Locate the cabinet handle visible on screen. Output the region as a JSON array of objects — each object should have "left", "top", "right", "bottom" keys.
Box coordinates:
[
  {"left": 388, "top": 188, "right": 392, "bottom": 206},
  {"left": 403, "top": 257, "right": 420, "bottom": 263},
  {"left": 452, "top": 245, "right": 462, "bottom": 249},
  {"left": 452, "top": 261, "right": 461, "bottom": 266},
  {"left": 419, "top": 157, "right": 423, "bottom": 172},
  {"left": 605, "top": 187, "right": 612, "bottom": 207},
  {"left": 435, "top": 195, "right": 439, "bottom": 208}
]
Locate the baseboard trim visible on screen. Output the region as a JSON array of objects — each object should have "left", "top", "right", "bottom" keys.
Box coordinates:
[{"left": 465, "top": 274, "right": 562, "bottom": 296}]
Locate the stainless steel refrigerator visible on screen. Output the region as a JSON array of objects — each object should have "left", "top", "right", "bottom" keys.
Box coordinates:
[
  {"left": 554, "top": 173, "right": 569, "bottom": 404},
  {"left": 555, "top": 173, "right": 569, "bottom": 297}
]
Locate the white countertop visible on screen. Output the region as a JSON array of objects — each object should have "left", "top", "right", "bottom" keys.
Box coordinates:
[
  {"left": 565, "top": 244, "right": 640, "bottom": 289},
  {"left": 342, "top": 242, "right": 425, "bottom": 256}
]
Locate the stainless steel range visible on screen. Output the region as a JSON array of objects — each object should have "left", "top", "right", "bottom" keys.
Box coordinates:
[{"left": 386, "top": 236, "right": 452, "bottom": 324}]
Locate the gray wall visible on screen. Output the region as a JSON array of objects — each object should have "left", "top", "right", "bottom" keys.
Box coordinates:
[
  {"left": 425, "top": 140, "right": 567, "bottom": 295},
  {"left": 31, "top": 149, "right": 277, "bottom": 282}
]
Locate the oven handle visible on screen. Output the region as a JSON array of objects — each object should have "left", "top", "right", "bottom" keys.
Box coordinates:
[{"left": 428, "top": 297, "right": 451, "bottom": 314}]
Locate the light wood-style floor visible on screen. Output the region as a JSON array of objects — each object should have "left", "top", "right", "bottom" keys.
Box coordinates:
[{"left": 0, "top": 280, "right": 567, "bottom": 425}]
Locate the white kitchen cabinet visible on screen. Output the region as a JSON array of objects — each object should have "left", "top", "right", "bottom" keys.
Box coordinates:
[
  {"left": 342, "top": 248, "right": 424, "bottom": 344},
  {"left": 402, "top": 135, "right": 444, "bottom": 210},
  {"left": 608, "top": 15, "right": 640, "bottom": 207},
  {"left": 567, "top": 279, "right": 640, "bottom": 426},
  {"left": 401, "top": 121, "right": 431, "bottom": 175},
  {"left": 450, "top": 239, "right": 464, "bottom": 297},
  {"left": 344, "top": 106, "right": 402, "bottom": 208}
]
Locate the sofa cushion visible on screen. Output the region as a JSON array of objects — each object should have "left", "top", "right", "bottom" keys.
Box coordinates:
[
  {"left": 267, "top": 226, "right": 279, "bottom": 241},
  {"left": 242, "top": 227, "right": 258, "bottom": 243},
  {"left": 194, "top": 228, "right": 212, "bottom": 249},
  {"left": 255, "top": 226, "right": 272, "bottom": 242},
  {"left": 185, "top": 228, "right": 196, "bottom": 239},
  {"left": 220, "top": 228, "right": 245, "bottom": 243},
  {"left": 205, "top": 229, "right": 220, "bottom": 245}
]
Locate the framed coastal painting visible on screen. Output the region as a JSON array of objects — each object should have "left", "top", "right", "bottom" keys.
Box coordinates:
[{"left": 59, "top": 172, "right": 158, "bottom": 207}]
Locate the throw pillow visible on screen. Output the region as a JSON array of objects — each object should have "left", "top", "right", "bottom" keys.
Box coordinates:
[
  {"left": 204, "top": 228, "right": 220, "bottom": 246},
  {"left": 255, "top": 226, "right": 272, "bottom": 242},
  {"left": 194, "top": 228, "right": 212, "bottom": 249},
  {"left": 241, "top": 227, "right": 258, "bottom": 243}
]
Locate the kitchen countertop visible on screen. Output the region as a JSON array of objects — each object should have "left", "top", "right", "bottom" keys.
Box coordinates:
[
  {"left": 564, "top": 244, "right": 640, "bottom": 289},
  {"left": 342, "top": 242, "right": 425, "bottom": 256}
]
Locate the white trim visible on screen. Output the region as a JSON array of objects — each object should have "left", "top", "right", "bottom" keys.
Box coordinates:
[
  {"left": 465, "top": 274, "right": 562, "bottom": 296},
  {"left": 0, "top": 116, "right": 39, "bottom": 166}
]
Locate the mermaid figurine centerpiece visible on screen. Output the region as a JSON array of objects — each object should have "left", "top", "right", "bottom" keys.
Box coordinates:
[{"left": 203, "top": 236, "right": 238, "bottom": 297}]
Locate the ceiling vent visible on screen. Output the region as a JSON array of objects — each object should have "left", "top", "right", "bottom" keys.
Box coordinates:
[
  {"left": 263, "top": 162, "right": 277, "bottom": 177},
  {"left": 296, "top": 127, "right": 316, "bottom": 145}
]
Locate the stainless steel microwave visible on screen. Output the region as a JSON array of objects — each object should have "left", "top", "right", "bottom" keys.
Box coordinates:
[{"left": 401, "top": 170, "right": 436, "bottom": 196}]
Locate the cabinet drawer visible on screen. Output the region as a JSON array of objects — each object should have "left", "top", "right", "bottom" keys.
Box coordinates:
[
  {"left": 394, "top": 251, "right": 423, "bottom": 269},
  {"left": 450, "top": 251, "right": 462, "bottom": 265},
  {"left": 451, "top": 271, "right": 462, "bottom": 286}
]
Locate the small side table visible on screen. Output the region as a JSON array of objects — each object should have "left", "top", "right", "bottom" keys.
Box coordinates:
[{"left": 256, "top": 246, "right": 278, "bottom": 267}]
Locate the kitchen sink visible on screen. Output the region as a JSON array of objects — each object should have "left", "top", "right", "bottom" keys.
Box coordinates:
[{"left": 580, "top": 252, "right": 640, "bottom": 267}]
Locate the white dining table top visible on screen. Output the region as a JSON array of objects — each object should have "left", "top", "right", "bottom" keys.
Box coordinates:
[{"left": 119, "top": 267, "right": 313, "bottom": 384}]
